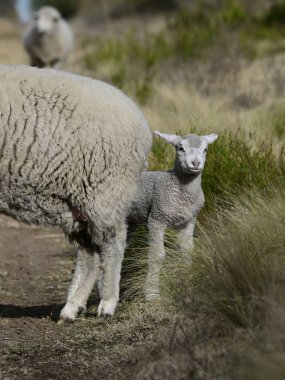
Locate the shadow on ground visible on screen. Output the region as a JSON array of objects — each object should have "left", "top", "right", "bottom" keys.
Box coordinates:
[{"left": 0, "top": 303, "right": 64, "bottom": 320}]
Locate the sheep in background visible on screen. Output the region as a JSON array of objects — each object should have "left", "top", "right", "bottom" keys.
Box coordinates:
[
  {"left": 127, "top": 131, "right": 218, "bottom": 300},
  {"left": 0, "top": 65, "right": 152, "bottom": 321},
  {"left": 23, "top": 6, "right": 73, "bottom": 69}
]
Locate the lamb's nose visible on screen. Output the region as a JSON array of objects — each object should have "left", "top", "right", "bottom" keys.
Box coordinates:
[{"left": 192, "top": 159, "right": 200, "bottom": 167}]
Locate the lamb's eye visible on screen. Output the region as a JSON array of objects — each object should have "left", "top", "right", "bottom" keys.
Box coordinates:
[
  {"left": 53, "top": 17, "right": 59, "bottom": 23},
  {"left": 178, "top": 146, "right": 185, "bottom": 152},
  {"left": 203, "top": 148, "right": 208, "bottom": 153}
]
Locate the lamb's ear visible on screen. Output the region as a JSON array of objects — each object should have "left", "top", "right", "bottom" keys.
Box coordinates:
[
  {"left": 203, "top": 133, "right": 218, "bottom": 145},
  {"left": 154, "top": 131, "right": 181, "bottom": 146}
]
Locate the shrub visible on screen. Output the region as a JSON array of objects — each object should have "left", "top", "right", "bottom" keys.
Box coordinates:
[
  {"left": 221, "top": 0, "right": 246, "bottom": 26},
  {"left": 270, "top": 108, "right": 285, "bottom": 138},
  {"left": 262, "top": 2, "right": 285, "bottom": 26},
  {"left": 164, "top": 188, "right": 285, "bottom": 328}
]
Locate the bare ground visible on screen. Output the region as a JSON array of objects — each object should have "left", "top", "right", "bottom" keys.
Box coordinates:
[
  {"left": 0, "top": 216, "right": 73, "bottom": 378},
  {"left": 0, "top": 217, "right": 191, "bottom": 380},
  {"left": 0, "top": 215, "right": 229, "bottom": 380}
]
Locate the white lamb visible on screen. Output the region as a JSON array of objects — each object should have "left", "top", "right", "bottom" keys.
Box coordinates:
[
  {"left": 23, "top": 6, "right": 73, "bottom": 69},
  {"left": 0, "top": 65, "right": 152, "bottom": 322},
  {"left": 127, "top": 131, "right": 218, "bottom": 300}
]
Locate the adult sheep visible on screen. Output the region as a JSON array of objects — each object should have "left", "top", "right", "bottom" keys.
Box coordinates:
[
  {"left": 0, "top": 65, "right": 152, "bottom": 322},
  {"left": 23, "top": 6, "right": 73, "bottom": 69}
]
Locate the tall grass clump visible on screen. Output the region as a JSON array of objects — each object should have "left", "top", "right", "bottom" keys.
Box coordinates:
[
  {"left": 164, "top": 188, "right": 285, "bottom": 329},
  {"left": 203, "top": 131, "right": 285, "bottom": 211},
  {"left": 83, "top": 31, "right": 171, "bottom": 103},
  {"left": 270, "top": 107, "right": 285, "bottom": 138}
]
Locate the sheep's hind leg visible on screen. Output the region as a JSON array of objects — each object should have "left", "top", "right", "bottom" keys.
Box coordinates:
[
  {"left": 97, "top": 221, "right": 127, "bottom": 316},
  {"left": 59, "top": 248, "right": 100, "bottom": 322},
  {"left": 145, "top": 218, "right": 166, "bottom": 301},
  {"left": 96, "top": 221, "right": 134, "bottom": 299}
]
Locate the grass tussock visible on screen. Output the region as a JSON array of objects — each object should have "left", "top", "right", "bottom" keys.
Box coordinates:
[{"left": 163, "top": 188, "right": 285, "bottom": 328}]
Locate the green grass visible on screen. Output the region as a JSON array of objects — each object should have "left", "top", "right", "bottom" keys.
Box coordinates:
[
  {"left": 270, "top": 108, "right": 285, "bottom": 138},
  {"left": 82, "top": 0, "right": 285, "bottom": 102},
  {"left": 163, "top": 188, "right": 285, "bottom": 327}
]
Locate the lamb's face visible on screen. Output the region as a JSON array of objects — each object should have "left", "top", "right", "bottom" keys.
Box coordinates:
[
  {"left": 177, "top": 134, "right": 217, "bottom": 174},
  {"left": 32, "top": 6, "right": 61, "bottom": 35},
  {"left": 154, "top": 131, "right": 218, "bottom": 175}
]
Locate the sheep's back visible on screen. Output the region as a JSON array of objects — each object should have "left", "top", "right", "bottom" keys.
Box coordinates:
[{"left": 0, "top": 66, "right": 152, "bottom": 228}]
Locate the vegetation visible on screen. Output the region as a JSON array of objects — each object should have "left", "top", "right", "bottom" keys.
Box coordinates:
[
  {"left": 82, "top": 0, "right": 285, "bottom": 105},
  {"left": 31, "top": 0, "right": 79, "bottom": 18}
]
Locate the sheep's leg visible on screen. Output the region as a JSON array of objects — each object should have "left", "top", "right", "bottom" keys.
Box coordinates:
[
  {"left": 176, "top": 218, "right": 196, "bottom": 252},
  {"left": 97, "top": 221, "right": 127, "bottom": 316},
  {"left": 97, "top": 221, "right": 133, "bottom": 300},
  {"left": 59, "top": 248, "right": 100, "bottom": 322},
  {"left": 145, "top": 218, "right": 166, "bottom": 301}
]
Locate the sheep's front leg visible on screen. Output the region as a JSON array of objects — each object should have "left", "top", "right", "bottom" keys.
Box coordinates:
[
  {"left": 176, "top": 218, "right": 196, "bottom": 252},
  {"left": 97, "top": 221, "right": 127, "bottom": 316},
  {"left": 145, "top": 218, "right": 166, "bottom": 301},
  {"left": 59, "top": 248, "right": 100, "bottom": 322}
]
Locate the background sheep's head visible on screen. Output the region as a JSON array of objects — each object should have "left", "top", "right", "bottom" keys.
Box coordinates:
[{"left": 32, "top": 6, "right": 61, "bottom": 35}]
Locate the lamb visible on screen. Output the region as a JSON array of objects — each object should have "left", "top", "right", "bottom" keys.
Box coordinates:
[
  {"left": 0, "top": 65, "right": 152, "bottom": 322},
  {"left": 127, "top": 131, "right": 218, "bottom": 300},
  {"left": 23, "top": 6, "right": 73, "bottom": 69}
]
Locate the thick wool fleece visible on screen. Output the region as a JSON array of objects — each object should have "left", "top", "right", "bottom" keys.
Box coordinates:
[
  {"left": 128, "top": 170, "right": 204, "bottom": 229},
  {"left": 0, "top": 65, "right": 152, "bottom": 248}
]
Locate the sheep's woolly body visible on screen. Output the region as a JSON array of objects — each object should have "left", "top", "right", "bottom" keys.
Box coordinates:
[
  {"left": 128, "top": 171, "right": 204, "bottom": 229},
  {"left": 0, "top": 65, "right": 152, "bottom": 319},
  {"left": 128, "top": 132, "right": 217, "bottom": 300},
  {"left": 23, "top": 7, "right": 73, "bottom": 68}
]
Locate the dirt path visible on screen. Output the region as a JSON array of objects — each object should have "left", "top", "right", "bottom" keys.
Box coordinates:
[
  {"left": 0, "top": 216, "right": 72, "bottom": 348},
  {"left": 0, "top": 216, "right": 185, "bottom": 380}
]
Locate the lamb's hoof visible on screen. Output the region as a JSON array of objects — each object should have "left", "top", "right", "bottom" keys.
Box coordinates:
[{"left": 97, "top": 298, "right": 118, "bottom": 317}]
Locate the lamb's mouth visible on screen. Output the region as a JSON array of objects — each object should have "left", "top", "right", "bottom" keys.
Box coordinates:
[{"left": 188, "top": 167, "right": 201, "bottom": 173}]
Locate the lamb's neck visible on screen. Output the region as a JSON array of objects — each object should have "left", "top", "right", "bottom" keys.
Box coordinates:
[{"left": 171, "top": 164, "right": 202, "bottom": 193}]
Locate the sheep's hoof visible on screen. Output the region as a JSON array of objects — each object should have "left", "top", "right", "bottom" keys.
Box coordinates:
[
  {"left": 97, "top": 298, "right": 118, "bottom": 317},
  {"left": 59, "top": 304, "right": 80, "bottom": 323},
  {"left": 78, "top": 306, "right": 87, "bottom": 315}
]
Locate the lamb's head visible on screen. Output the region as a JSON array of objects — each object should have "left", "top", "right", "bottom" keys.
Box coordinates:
[
  {"left": 32, "top": 6, "right": 61, "bottom": 35},
  {"left": 155, "top": 131, "right": 218, "bottom": 174}
]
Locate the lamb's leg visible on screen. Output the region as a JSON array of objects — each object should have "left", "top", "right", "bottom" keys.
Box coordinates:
[
  {"left": 59, "top": 248, "right": 100, "bottom": 322},
  {"left": 97, "top": 221, "right": 127, "bottom": 316},
  {"left": 145, "top": 218, "right": 166, "bottom": 301},
  {"left": 176, "top": 219, "right": 196, "bottom": 252}
]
